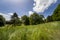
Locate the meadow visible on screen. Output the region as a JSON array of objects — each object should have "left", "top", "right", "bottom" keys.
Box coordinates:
[{"left": 0, "top": 21, "right": 60, "bottom": 40}]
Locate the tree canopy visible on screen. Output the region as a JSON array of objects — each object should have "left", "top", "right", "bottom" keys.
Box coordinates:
[
  {"left": 29, "top": 13, "right": 44, "bottom": 25},
  {"left": 21, "top": 15, "right": 30, "bottom": 25},
  {"left": 52, "top": 4, "right": 60, "bottom": 21},
  {"left": 0, "top": 15, "right": 6, "bottom": 26},
  {"left": 10, "top": 13, "right": 21, "bottom": 26}
]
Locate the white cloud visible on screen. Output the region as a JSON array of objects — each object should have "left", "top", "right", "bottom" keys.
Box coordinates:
[
  {"left": 33, "top": 0, "right": 57, "bottom": 13},
  {"left": 18, "top": 16, "right": 21, "bottom": 18},
  {"left": 0, "top": 13, "right": 21, "bottom": 21},
  {"left": 8, "top": 13, "right": 13, "bottom": 15},
  {"left": 29, "top": 11, "right": 34, "bottom": 16},
  {"left": 0, "top": 13, "right": 11, "bottom": 21}
]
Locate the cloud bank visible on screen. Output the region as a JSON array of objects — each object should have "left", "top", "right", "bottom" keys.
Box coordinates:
[
  {"left": 0, "top": 13, "right": 10, "bottom": 21},
  {"left": 33, "top": 0, "right": 57, "bottom": 13},
  {"left": 0, "top": 13, "right": 21, "bottom": 21},
  {"left": 0, "top": 13, "right": 13, "bottom": 21}
]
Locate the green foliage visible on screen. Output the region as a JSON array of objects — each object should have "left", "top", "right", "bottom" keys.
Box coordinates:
[
  {"left": 30, "top": 13, "right": 39, "bottom": 25},
  {"left": 47, "top": 16, "right": 53, "bottom": 22},
  {"left": 29, "top": 12, "right": 44, "bottom": 25},
  {"left": 39, "top": 15, "right": 44, "bottom": 23},
  {"left": 52, "top": 4, "right": 60, "bottom": 21},
  {"left": 0, "top": 15, "right": 6, "bottom": 26},
  {"left": 10, "top": 13, "right": 21, "bottom": 26},
  {"left": 21, "top": 15, "right": 30, "bottom": 25}
]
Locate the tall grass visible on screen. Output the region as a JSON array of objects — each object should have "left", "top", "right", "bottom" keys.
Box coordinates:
[{"left": 0, "top": 21, "right": 60, "bottom": 40}]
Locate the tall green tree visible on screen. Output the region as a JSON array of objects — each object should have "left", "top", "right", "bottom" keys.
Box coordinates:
[
  {"left": 10, "top": 13, "right": 21, "bottom": 26},
  {"left": 21, "top": 15, "right": 30, "bottom": 25},
  {"left": 39, "top": 15, "right": 44, "bottom": 23},
  {"left": 29, "top": 12, "right": 43, "bottom": 25},
  {"left": 46, "top": 16, "right": 53, "bottom": 22},
  {"left": 52, "top": 4, "right": 60, "bottom": 21},
  {"left": 0, "top": 15, "right": 5, "bottom": 26}
]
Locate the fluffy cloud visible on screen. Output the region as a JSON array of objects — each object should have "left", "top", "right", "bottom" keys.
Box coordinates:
[
  {"left": 8, "top": 13, "right": 13, "bottom": 15},
  {"left": 0, "top": 13, "right": 21, "bottom": 21},
  {"left": 29, "top": 11, "right": 34, "bottom": 16},
  {"left": 0, "top": 13, "right": 12, "bottom": 21},
  {"left": 33, "top": 0, "right": 57, "bottom": 13}
]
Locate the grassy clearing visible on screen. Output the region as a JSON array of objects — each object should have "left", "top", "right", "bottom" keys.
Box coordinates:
[{"left": 0, "top": 21, "right": 60, "bottom": 40}]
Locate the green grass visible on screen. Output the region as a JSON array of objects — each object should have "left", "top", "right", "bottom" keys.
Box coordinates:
[{"left": 0, "top": 21, "right": 60, "bottom": 40}]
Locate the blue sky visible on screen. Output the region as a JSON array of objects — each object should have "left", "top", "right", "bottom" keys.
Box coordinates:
[{"left": 0, "top": 0, "right": 60, "bottom": 20}]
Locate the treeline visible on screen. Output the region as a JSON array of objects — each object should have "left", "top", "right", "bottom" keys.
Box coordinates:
[{"left": 0, "top": 4, "right": 60, "bottom": 26}]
